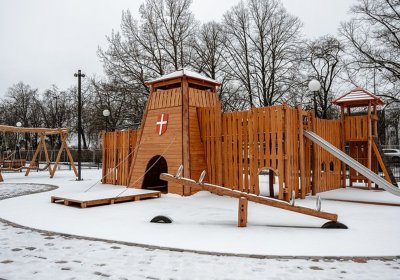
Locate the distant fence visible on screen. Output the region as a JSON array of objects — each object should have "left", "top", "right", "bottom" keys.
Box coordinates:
[{"left": 2, "top": 149, "right": 102, "bottom": 168}]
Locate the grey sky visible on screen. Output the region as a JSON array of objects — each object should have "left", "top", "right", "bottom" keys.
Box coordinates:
[{"left": 0, "top": 0, "right": 356, "bottom": 97}]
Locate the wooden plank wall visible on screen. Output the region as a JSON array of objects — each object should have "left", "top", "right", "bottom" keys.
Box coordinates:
[
  {"left": 148, "top": 88, "right": 182, "bottom": 109},
  {"left": 345, "top": 115, "right": 368, "bottom": 141},
  {"left": 199, "top": 105, "right": 300, "bottom": 201},
  {"left": 198, "top": 107, "right": 222, "bottom": 186},
  {"left": 189, "top": 88, "right": 218, "bottom": 107},
  {"left": 102, "top": 129, "right": 138, "bottom": 185},
  {"left": 312, "top": 118, "right": 342, "bottom": 193}
]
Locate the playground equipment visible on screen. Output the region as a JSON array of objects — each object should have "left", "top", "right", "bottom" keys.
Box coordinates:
[
  {"left": 160, "top": 171, "right": 341, "bottom": 228},
  {"left": 101, "top": 69, "right": 398, "bottom": 203},
  {"left": 0, "top": 125, "right": 77, "bottom": 181}
]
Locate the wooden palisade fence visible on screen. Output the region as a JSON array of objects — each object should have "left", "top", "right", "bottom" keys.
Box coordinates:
[{"left": 101, "top": 70, "right": 389, "bottom": 203}]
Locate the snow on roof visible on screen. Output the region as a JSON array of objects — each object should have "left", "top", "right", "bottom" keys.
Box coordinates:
[
  {"left": 332, "top": 86, "right": 385, "bottom": 106},
  {"left": 146, "top": 68, "right": 221, "bottom": 85}
]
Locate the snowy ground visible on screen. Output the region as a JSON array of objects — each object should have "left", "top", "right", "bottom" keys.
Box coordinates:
[{"left": 0, "top": 170, "right": 400, "bottom": 279}]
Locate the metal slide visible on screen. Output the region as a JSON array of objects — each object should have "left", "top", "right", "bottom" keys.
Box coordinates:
[{"left": 304, "top": 130, "right": 400, "bottom": 197}]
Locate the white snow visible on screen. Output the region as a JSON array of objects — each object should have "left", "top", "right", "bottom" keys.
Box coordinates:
[
  {"left": 53, "top": 188, "right": 159, "bottom": 201},
  {"left": 1, "top": 170, "right": 400, "bottom": 279},
  {"left": 0, "top": 170, "right": 400, "bottom": 258},
  {"left": 147, "top": 68, "right": 220, "bottom": 85}
]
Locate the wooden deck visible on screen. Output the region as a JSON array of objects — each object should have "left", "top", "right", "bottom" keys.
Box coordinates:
[{"left": 51, "top": 188, "right": 161, "bottom": 208}]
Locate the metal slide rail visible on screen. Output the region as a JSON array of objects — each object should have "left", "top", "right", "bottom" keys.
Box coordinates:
[{"left": 304, "top": 130, "right": 400, "bottom": 197}]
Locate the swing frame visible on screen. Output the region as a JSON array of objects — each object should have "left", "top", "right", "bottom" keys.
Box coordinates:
[{"left": 0, "top": 125, "right": 77, "bottom": 182}]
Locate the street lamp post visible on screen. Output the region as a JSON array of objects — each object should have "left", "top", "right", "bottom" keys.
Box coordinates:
[
  {"left": 102, "top": 109, "right": 110, "bottom": 132},
  {"left": 74, "top": 70, "right": 85, "bottom": 181},
  {"left": 308, "top": 79, "right": 321, "bottom": 117}
]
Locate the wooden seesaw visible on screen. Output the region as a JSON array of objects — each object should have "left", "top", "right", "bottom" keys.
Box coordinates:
[{"left": 160, "top": 171, "right": 347, "bottom": 229}]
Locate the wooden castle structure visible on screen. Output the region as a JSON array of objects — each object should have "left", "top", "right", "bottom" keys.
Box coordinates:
[{"left": 102, "top": 70, "right": 393, "bottom": 202}]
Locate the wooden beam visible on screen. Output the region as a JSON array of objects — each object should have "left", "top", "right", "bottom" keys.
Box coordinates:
[
  {"left": 367, "top": 101, "right": 372, "bottom": 189},
  {"left": 311, "top": 111, "right": 317, "bottom": 195},
  {"left": 238, "top": 197, "right": 248, "bottom": 227},
  {"left": 372, "top": 141, "right": 391, "bottom": 183},
  {"left": 41, "top": 133, "right": 53, "bottom": 176},
  {"left": 182, "top": 77, "right": 191, "bottom": 195},
  {"left": 24, "top": 138, "right": 43, "bottom": 176},
  {"left": 298, "top": 106, "right": 306, "bottom": 199},
  {"left": 160, "top": 173, "right": 338, "bottom": 222},
  {"left": 50, "top": 133, "right": 77, "bottom": 178},
  {"left": 0, "top": 125, "right": 68, "bottom": 134},
  {"left": 340, "top": 105, "right": 346, "bottom": 188}
]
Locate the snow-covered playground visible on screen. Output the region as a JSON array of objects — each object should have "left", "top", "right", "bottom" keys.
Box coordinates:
[{"left": 0, "top": 169, "right": 400, "bottom": 279}]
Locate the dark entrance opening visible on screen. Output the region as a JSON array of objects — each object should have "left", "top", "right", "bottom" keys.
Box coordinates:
[{"left": 142, "top": 155, "right": 168, "bottom": 193}]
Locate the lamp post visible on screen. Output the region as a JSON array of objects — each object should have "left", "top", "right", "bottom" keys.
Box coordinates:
[
  {"left": 102, "top": 109, "right": 110, "bottom": 132},
  {"left": 308, "top": 79, "right": 321, "bottom": 116},
  {"left": 74, "top": 70, "right": 85, "bottom": 181}
]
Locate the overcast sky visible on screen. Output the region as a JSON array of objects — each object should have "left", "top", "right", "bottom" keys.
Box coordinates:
[{"left": 0, "top": 0, "right": 356, "bottom": 97}]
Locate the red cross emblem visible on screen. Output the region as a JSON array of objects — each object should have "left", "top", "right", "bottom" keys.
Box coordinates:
[{"left": 156, "top": 113, "right": 168, "bottom": 135}]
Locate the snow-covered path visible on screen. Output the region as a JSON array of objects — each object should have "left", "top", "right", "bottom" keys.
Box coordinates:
[
  {"left": 1, "top": 215, "right": 399, "bottom": 280},
  {"left": 0, "top": 179, "right": 399, "bottom": 279}
]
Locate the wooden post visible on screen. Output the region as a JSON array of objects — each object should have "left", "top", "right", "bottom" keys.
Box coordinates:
[
  {"left": 340, "top": 105, "right": 346, "bottom": 188},
  {"left": 367, "top": 101, "right": 372, "bottom": 189},
  {"left": 238, "top": 197, "right": 248, "bottom": 227},
  {"left": 182, "top": 77, "right": 191, "bottom": 196},
  {"left": 269, "top": 170, "right": 274, "bottom": 198},
  {"left": 40, "top": 133, "right": 54, "bottom": 176},
  {"left": 283, "top": 104, "right": 290, "bottom": 201},
  {"left": 311, "top": 111, "right": 317, "bottom": 195},
  {"left": 298, "top": 106, "right": 307, "bottom": 199},
  {"left": 101, "top": 131, "right": 106, "bottom": 183},
  {"left": 50, "top": 133, "right": 77, "bottom": 178},
  {"left": 25, "top": 139, "right": 43, "bottom": 176}
]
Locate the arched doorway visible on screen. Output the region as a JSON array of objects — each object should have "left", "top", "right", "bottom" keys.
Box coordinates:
[
  {"left": 142, "top": 155, "right": 168, "bottom": 193},
  {"left": 258, "top": 167, "right": 279, "bottom": 198}
]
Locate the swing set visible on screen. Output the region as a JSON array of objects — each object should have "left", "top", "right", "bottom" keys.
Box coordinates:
[{"left": 0, "top": 125, "right": 77, "bottom": 182}]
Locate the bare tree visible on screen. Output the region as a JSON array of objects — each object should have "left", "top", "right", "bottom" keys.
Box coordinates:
[
  {"left": 341, "top": 0, "right": 400, "bottom": 102},
  {"left": 250, "top": 0, "right": 302, "bottom": 106},
  {"left": 98, "top": 0, "right": 197, "bottom": 98},
  {"left": 222, "top": 0, "right": 303, "bottom": 108},
  {"left": 306, "top": 36, "right": 344, "bottom": 119},
  {"left": 222, "top": 1, "right": 254, "bottom": 107}
]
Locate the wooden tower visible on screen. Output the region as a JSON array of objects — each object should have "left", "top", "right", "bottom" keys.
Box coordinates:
[
  {"left": 127, "top": 69, "right": 221, "bottom": 195},
  {"left": 332, "top": 86, "right": 390, "bottom": 188}
]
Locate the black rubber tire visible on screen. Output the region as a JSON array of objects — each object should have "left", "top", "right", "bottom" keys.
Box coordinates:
[
  {"left": 321, "top": 221, "right": 348, "bottom": 229},
  {"left": 150, "top": 215, "right": 173, "bottom": 223}
]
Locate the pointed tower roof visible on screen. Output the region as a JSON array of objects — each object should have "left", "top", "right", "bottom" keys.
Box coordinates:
[
  {"left": 332, "top": 86, "right": 384, "bottom": 107},
  {"left": 145, "top": 68, "right": 221, "bottom": 86}
]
